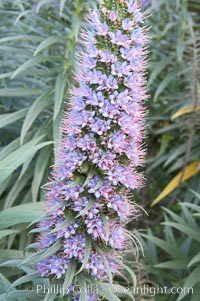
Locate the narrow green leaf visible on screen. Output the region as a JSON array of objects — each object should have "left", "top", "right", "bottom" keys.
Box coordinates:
[
  {"left": 0, "top": 137, "right": 20, "bottom": 161},
  {"left": 0, "top": 138, "right": 53, "bottom": 184},
  {"left": 154, "top": 74, "right": 175, "bottom": 101},
  {"left": 63, "top": 260, "right": 77, "bottom": 289},
  {"left": 15, "top": 10, "right": 32, "bottom": 24},
  {"left": 31, "top": 146, "right": 51, "bottom": 202},
  {"left": 77, "top": 275, "right": 87, "bottom": 301},
  {"left": 0, "top": 88, "right": 41, "bottom": 97},
  {"left": 0, "top": 72, "right": 13, "bottom": 80},
  {"left": 60, "top": 0, "right": 67, "bottom": 16},
  {"left": 0, "top": 203, "right": 43, "bottom": 229},
  {"left": 0, "top": 230, "right": 19, "bottom": 239},
  {"left": 0, "top": 294, "right": 7, "bottom": 301},
  {"left": 76, "top": 198, "right": 95, "bottom": 218},
  {"left": 0, "top": 35, "right": 43, "bottom": 43},
  {"left": 9, "top": 272, "right": 39, "bottom": 290},
  {"left": 154, "top": 259, "right": 188, "bottom": 269},
  {"left": 0, "top": 250, "right": 26, "bottom": 263},
  {"left": 11, "top": 55, "right": 48, "bottom": 79},
  {"left": 20, "top": 90, "right": 53, "bottom": 144},
  {"left": 34, "top": 36, "right": 61, "bottom": 56},
  {"left": 98, "top": 282, "right": 135, "bottom": 301},
  {"left": 177, "top": 267, "right": 200, "bottom": 301},
  {"left": 36, "top": 240, "right": 61, "bottom": 263},
  {"left": 83, "top": 167, "right": 95, "bottom": 188},
  {"left": 36, "top": 0, "right": 54, "bottom": 12},
  {"left": 4, "top": 170, "right": 32, "bottom": 209},
  {"left": 188, "top": 252, "right": 200, "bottom": 267},
  {"left": 116, "top": 261, "right": 137, "bottom": 288},
  {"left": 43, "top": 292, "right": 57, "bottom": 301},
  {"left": 19, "top": 155, "right": 35, "bottom": 179},
  {"left": 0, "top": 273, "right": 11, "bottom": 294},
  {"left": 148, "top": 57, "right": 171, "bottom": 86},
  {"left": 140, "top": 234, "right": 180, "bottom": 257},
  {"left": 22, "top": 240, "right": 61, "bottom": 266},
  {"left": 162, "top": 221, "right": 200, "bottom": 243},
  {"left": 76, "top": 235, "right": 91, "bottom": 275},
  {"left": 97, "top": 283, "right": 121, "bottom": 301},
  {"left": 100, "top": 213, "right": 109, "bottom": 243},
  {"left": 53, "top": 110, "right": 63, "bottom": 162},
  {"left": 54, "top": 71, "right": 68, "bottom": 120},
  {"left": 6, "top": 290, "right": 44, "bottom": 300},
  {"left": 0, "top": 109, "right": 28, "bottom": 129},
  {"left": 49, "top": 217, "right": 74, "bottom": 235}
]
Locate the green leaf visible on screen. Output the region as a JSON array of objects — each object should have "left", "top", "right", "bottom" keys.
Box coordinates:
[
  {"left": 96, "top": 282, "right": 121, "bottom": 301},
  {"left": 154, "top": 259, "right": 188, "bottom": 269},
  {"left": 9, "top": 272, "right": 40, "bottom": 290},
  {"left": 43, "top": 292, "right": 57, "bottom": 301},
  {"left": 54, "top": 71, "right": 68, "bottom": 120},
  {"left": 53, "top": 110, "right": 63, "bottom": 159},
  {"left": 0, "top": 72, "right": 13, "bottom": 80},
  {"left": 98, "top": 283, "right": 135, "bottom": 301},
  {"left": 36, "top": 240, "right": 61, "bottom": 264},
  {"left": 76, "top": 235, "right": 91, "bottom": 275},
  {"left": 154, "top": 74, "right": 175, "bottom": 101},
  {"left": 83, "top": 167, "right": 95, "bottom": 188},
  {"left": 49, "top": 216, "right": 74, "bottom": 235},
  {"left": 0, "top": 273, "right": 10, "bottom": 294},
  {"left": 0, "top": 137, "right": 53, "bottom": 184},
  {"left": 11, "top": 55, "right": 48, "bottom": 79},
  {"left": 63, "top": 260, "right": 77, "bottom": 289},
  {"left": 0, "top": 109, "right": 28, "bottom": 129},
  {"left": 34, "top": 36, "right": 62, "bottom": 56},
  {"left": 188, "top": 252, "right": 200, "bottom": 267},
  {"left": 0, "top": 35, "right": 43, "bottom": 43},
  {"left": 148, "top": 57, "right": 171, "bottom": 86},
  {"left": 139, "top": 234, "right": 180, "bottom": 258},
  {"left": 4, "top": 170, "right": 33, "bottom": 209},
  {"left": 22, "top": 240, "right": 61, "bottom": 266},
  {"left": 117, "top": 261, "right": 137, "bottom": 288},
  {"left": 14, "top": 10, "right": 32, "bottom": 24},
  {"left": 100, "top": 213, "right": 109, "bottom": 243},
  {"left": 0, "top": 203, "right": 43, "bottom": 229},
  {"left": 0, "top": 230, "right": 19, "bottom": 239},
  {"left": 177, "top": 267, "right": 200, "bottom": 301},
  {"left": 20, "top": 90, "right": 53, "bottom": 144},
  {"left": 60, "top": 0, "right": 67, "bottom": 16},
  {"left": 31, "top": 146, "right": 51, "bottom": 202},
  {"left": 162, "top": 221, "right": 200, "bottom": 243},
  {"left": 6, "top": 290, "right": 44, "bottom": 300},
  {"left": 0, "top": 137, "right": 20, "bottom": 161},
  {"left": 36, "top": 0, "right": 55, "bottom": 12},
  {"left": 0, "top": 250, "right": 25, "bottom": 263},
  {"left": 76, "top": 198, "right": 95, "bottom": 218},
  {"left": 0, "top": 88, "right": 41, "bottom": 97},
  {"left": 77, "top": 275, "right": 87, "bottom": 301}
]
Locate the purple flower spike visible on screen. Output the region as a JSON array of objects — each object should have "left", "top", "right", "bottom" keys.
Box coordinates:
[{"left": 35, "top": 0, "right": 149, "bottom": 299}]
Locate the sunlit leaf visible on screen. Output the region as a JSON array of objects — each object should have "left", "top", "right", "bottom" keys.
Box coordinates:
[
  {"left": 151, "top": 161, "right": 200, "bottom": 206},
  {"left": 171, "top": 105, "right": 200, "bottom": 120}
]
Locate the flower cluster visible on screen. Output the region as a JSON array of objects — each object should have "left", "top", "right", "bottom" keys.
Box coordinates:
[{"left": 35, "top": 0, "right": 148, "bottom": 299}]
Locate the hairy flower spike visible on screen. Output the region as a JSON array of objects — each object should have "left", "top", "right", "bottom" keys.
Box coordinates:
[{"left": 35, "top": 1, "right": 149, "bottom": 299}]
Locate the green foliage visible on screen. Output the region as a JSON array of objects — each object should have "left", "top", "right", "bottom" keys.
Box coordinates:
[{"left": 139, "top": 197, "right": 200, "bottom": 301}]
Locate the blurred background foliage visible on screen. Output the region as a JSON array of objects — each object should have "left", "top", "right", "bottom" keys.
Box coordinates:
[{"left": 0, "top": 0, "right": 199, "bottom": 300}]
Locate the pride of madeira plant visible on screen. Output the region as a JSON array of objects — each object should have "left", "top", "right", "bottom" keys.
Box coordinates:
[{"left": 33, "top": 0, "right": 149, "bottom": 299}]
